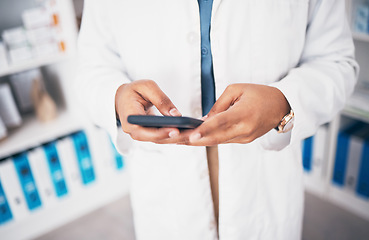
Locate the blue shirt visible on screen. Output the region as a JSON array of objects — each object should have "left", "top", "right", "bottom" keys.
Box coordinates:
[{"left": 198, "top": 0, "right": 215, "bottom": 116}]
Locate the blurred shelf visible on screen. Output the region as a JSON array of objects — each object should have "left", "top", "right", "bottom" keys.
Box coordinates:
[
  {"left": 0, "top": 53, "right": 69, "bottom": 78},
  {"left": 342, "top": 106, "right": 369, "bottom": 123},
  {"left": 303, "top": 172, "right": 327, "bottom": 198},
  {"left": 353, "top": 32, "right": 369, "bottom": 43},
  {"left": 327, "top": 184, "right": 369, "bottom": 221},
  {"left": 0, "top": 170, "right": 129, "bottom": 240},
  {"left": 342, "top": 107, "right": 369, "bottom": 124},
  {"left": 0, "top": 110, "right": 82, "bottom": 159},
  {"left": 342, "top": 88, "right": 369, "bottom": 123}
]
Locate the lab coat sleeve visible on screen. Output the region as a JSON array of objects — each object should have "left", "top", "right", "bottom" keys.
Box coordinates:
[
  {"left": 260, "top": 0, "right": 359, "bottom": 151},
  {"left": 75, "top": 0, "right": 132, "bottom": 154}
]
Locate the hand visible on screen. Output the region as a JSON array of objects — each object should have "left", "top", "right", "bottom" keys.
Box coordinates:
[
  {"left": 182, "top": 83, "right": 291, "bottom": 146},
  {"left": 115, "top": 80, "right": 182, "bottom": 142}
]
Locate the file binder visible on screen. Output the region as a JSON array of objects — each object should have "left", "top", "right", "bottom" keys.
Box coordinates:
[
  {"left": 313, "top": 126, "right": 328, "bottom": 179},
  {"left": 56, "top": 137, "right": 83, "bottom": 193},
  {"left": 71, "top": 132, "right": 96, "bottom": 185},
  {"left": 344, "top": 127, "right": 369, "bottom": 193},
  {"left": 333, "top": 122, "right": 366, "bottom": 186},
  {"left": 357, "top": 137, "right": 369, "bottom": 198},
  {"left": 302, "top": 136, "right": 313, "bottom": 172},
  {"left": 0, "top": 180, "right": 13, "bottom": 225},
  {"left": 28, "top": 147, "right": 58, "bottom": 207},
  {"left": 0, "top": 159, "right": 29, "bottom": 220},
  {"left": 13, "top": 153, "right": 42, "bottom": 210},
  {"left": 302, "top": 126, "right": 328, "bottom": 180},
  {"left": 43, "top": 142, "right": 68, "bottom": 197}
]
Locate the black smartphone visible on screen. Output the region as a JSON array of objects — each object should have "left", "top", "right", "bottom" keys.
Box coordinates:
[{"left": 127, "top": 115, "right": 203, "bottom": 129}]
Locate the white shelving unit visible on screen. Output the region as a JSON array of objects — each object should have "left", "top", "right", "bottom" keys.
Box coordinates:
[
  {"left": 0, "top": 0, "right": 79, "bottom": 160},
  {"left": 352, "top": 32, "right": 369, "bottom": 43},
  {"left": 0, "top": 110, "right": 81, "bottom": 158},
  {"left": 303, "top": 0, "right": 369, "bottom": 222},
  {"left": 0, "top": 53, "right": 69, "bottom": 78},
  {"left": 0, "top": 0, "right": 129, "bottom": 239}
]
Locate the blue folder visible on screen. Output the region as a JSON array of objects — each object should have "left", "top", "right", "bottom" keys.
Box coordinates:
[
  {"left": 43, "top": 142, "right": 68, "bottom": 198},
  {"left": 13, "top": 153, "right": 42, "bottom": 210},
  {"left": 0, "top": 180, "right": 13, "bottom": 224},
  {"left": 356, "top": 136, "right": 369, "bottom": 198},
  {"left": 71, "top": 131, "right": 96, "bottom": 185},
  {"left": 302, "top": 136, "right": 314, "bottom": 172}
]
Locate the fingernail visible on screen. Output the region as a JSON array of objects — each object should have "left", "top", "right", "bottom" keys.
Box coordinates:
[
  {"left": 169, "top": 130, "right": 179, "bottom": 138},
  {"left": 201, "top": 115, "right": 208, "bottom": 121},
  {"left": 189, "top": 133, "right": 201, "bottom": 142},
  {"left": 169, "top": 108, "right": 182, "bottom": 116}
]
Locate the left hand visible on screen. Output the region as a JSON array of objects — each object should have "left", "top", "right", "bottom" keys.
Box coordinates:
[{"left": 166, "top": 83, "right": 291, "bottom": 146}]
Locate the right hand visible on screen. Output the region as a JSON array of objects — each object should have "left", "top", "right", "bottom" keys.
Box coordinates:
[{"left": 115, "top": 80, "right": 182, "bottom": 142}]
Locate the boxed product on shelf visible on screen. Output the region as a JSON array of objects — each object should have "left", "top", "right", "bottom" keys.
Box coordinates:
[
  {"left": 32, "top": 42, "right": 59, "bottom": 57},
  {"left": 2, "top": 27, "right": 28, "bottom": 49},
  {"left": 0, "top": 42, "right": 8, "bottom": 69},
  {"left": 9, "top": 69, "right": 44, "bottom": 113},
  {"left": 333, "top": 121, "right": 369, "bottom": 198},
  {"left": 25, "top": 24, "right": 62, "bottom": 57},
  {"left": 8, "top": 46, "right": 33, "bottom": 64},
  {"left": 22, "top": 7, "right": 52, "bottom": 30},
  {"left": 0, "top": 117, "right": 7, "bottom": 140},
  {"left": 26, "top": 27, "right": 57, "bottom": 46},
  {"left": 0, "top": 84, "right": 22, "bottom": 128},
  {"left": 353, "top": 0, "right": 369, "bottom": 34}
]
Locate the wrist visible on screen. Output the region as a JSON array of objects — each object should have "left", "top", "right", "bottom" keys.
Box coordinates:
[
  {"left": 115, "top": 83, "right": 129, "bottom": 125},
  {"left": 272, "top": 87, "right": 293, "bottom": 133},
  {"left": 273, "top": 87, "right": 291, "bottom": 122}
]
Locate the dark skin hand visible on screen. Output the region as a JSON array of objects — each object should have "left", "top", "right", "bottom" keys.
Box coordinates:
[{"left": 115, "top": 80, "right": 291, "bottom": 146}]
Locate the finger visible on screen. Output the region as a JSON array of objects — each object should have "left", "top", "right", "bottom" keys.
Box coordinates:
[
  {"left": 153, "top": 129, "right": 194, "bottom": 145},
  {"left": 187, "top": 110, "right": 245, "bottom": 146},
  {"left": 136, "top": 80, "right": 182, "bottom": 116},
  {"left": 127, "top": 125, "right": 180, "bottom": 142},
  {"left": 207, "top": 85, "right": 240, "bottom": 118}
]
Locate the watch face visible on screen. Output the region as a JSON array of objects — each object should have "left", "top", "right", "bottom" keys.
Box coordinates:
[{"left": 282, "top": 119, "right": 294, "bottom": 133}]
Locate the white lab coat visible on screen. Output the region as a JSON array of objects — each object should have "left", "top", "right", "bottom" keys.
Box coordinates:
[{"left": 76, "top": 0, "right": 358, "bottom": 239}]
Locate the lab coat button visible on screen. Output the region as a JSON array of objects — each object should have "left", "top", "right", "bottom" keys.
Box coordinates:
[
  {"left": 187, "top": 32, "right": 198, "bottom": 44},
  {"left": 201, "top": 47, "right": 208, "bottom": 56}
]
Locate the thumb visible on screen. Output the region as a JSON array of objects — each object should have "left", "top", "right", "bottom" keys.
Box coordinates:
[
  {"left": 138, "top": 80, "right": 182, "bottom": 117},
  {"left": 207, "top": 85, "right": 238, "bottom": 118}
]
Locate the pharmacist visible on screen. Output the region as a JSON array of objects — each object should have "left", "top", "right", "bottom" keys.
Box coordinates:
[{"left": 76, "top": 0, "right": 358, "bottom": 239}]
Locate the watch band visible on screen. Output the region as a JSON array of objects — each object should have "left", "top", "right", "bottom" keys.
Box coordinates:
[{"left": 275, "top": 109, "right": 294, "bottom": 133}]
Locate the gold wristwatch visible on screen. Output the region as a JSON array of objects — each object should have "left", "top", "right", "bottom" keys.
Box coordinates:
[{"left": 275, "top": 110, "right": 294, "bottom": 133}]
